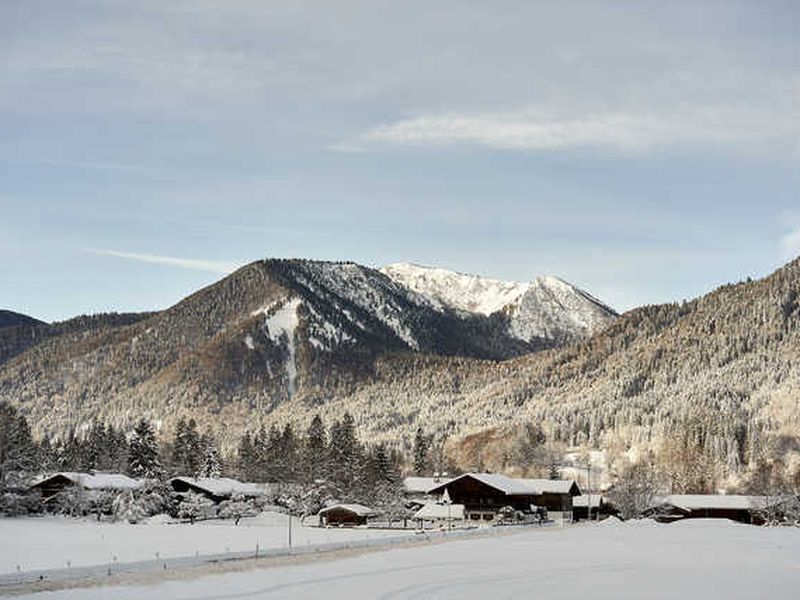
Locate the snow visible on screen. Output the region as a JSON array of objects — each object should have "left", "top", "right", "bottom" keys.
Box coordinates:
[
  {"left": 31, "top": 473, "right": 142, "bottom": 491},
  {"left": 11, "top": 519, "right": 800, "bottom": 599},
  {"left": 380, "top": 262, "right": 530, "bottom": 316},
  {"left": 659, "top": 494, "right": 774, "bottom": 511},
  {"left": 318, "top": 504, "right": 377, "bottom": 517},
  {"left": 429, "top": 473, "right": 578, "bottom": 497},
  {"left": 262, "top": 297, "right": 301, "bottom": 398},
  {"left": 380, "top": 262, "right": 617, "bottom": 343},
  {"left": 0, "top": 513, "right": 402, "bottom": 574},
  {"left": 402, "top": 476, "right": 451, "bottom": 494},
  {"left": 414, "top": 502, "right": 466, "bottom": 520},
  {"left": 169, "top": 477, "right": 270, "bottom": 498}
]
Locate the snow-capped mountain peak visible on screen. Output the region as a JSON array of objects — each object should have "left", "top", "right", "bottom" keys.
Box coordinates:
[
  {"left": 379, "top": 262, "right": 617, "bottom": 344},
  {"left": 378, "top": 262, "right": 530, "bottom": 316}
]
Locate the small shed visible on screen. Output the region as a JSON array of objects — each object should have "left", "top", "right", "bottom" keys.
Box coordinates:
[
  {"left": 30, "top": 472, "right": 142, "bottom": 499},
  {"left": 318, "top": 503, "right": 377, "bottom": 527},
  {"left": 572, "top": 494, "right": 616, "bottom": 521},
  {"left": 414, "top": 502, "right": 465, "bottom": 524}
]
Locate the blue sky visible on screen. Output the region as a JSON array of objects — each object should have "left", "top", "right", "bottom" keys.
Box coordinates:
[{"left": 2, "top": 1, "right": 799, "bottom": 321}]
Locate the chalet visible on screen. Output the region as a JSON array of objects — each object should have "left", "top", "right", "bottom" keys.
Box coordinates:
[
  {"left": 318, "top": 503, "right": 378, "bottom": 527},
  {"left": 426, "top": 473, "right": 581, "bottom": 523},
  {"left": 30, "top": 472, "right": 142, "bottom": 500},
  {"left": 649, "top": 495, "right": 775, "bottom": 525},
  {"left": 169, "top": 477, "right": 269, "bottom": 504}
]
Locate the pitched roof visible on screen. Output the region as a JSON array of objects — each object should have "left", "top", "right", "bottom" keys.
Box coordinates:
[
  {"left": 318, "top": 503, "right": 377, "bottom": 517},
  {"left": 32, "top": 472, "right": 142, "bottom": 491},
  {"left": 660, "top": 494, "right": 774, "bottom": 512},
  {"left": 572, "top": 494, "right": 604, "bottom": 507},
  {"left": 428, "top": 473, "right": 580, "bottom": 497},
  {"left": 414, "top": 502, "right": 466, "bottom": 520},
  {"left": 170, "top": 476, "right": 268, "bottom": 497},
  {"left": 403, "top": 476, "right": 452, "bottom": 494}
]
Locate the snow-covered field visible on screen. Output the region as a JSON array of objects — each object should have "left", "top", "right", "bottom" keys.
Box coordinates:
[
  {"left": 7, "top": 518, "right": 800, "bottom": 599},
  {"left": 0, "top": 513, "right": 404, "bottom": 574}
]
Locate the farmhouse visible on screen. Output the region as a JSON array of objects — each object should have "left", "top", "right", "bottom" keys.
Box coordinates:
[
  {"left": 402, "top": 475, "right": 452, "bottom": 509},
  {"left": 169, "top": 477, "right": 269, "bottom": 503},
  {"left": 426, "top": 473, "right": 581, "bottom": 523},
  {"left": 318, "top": 503, "right": 377, "bottom": 527},
  {"left": 650, "top": 495, "right": 774, "bottom": 525},
  {"left": 30, "top": 472, "right": 142, "bottom": 499}
]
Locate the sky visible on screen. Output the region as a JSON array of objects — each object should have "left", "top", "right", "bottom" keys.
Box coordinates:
[{"left": 2, "top": 0, "right": 799, "bottom": 322}]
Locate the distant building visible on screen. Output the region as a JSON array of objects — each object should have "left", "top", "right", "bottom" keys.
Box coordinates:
[
  {"left": 29, "top": 472, "right": 142, "bottom": 500},
  {"left": 649, "top": 495, "right": 775, "bottom": 525},
  {"left": 169, "top": 477, "right": 269, "bottom": 504},
  {"left": 572, "top": 494, "right": 616, "bottom": 521},
  {"left": 414, "top": 502, "right": 465, "bottom": 527},
  {"left": 318, "top": 503, "right": 378, "bottom": 527},
  {"left": 426, "top": 473, "right": 581, "bottom": 523}
]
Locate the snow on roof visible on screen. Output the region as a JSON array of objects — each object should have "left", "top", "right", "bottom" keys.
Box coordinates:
[
  {"left": 572, "top": 494, "right": 604, "bottom": 507},
  {"left": 318, "top": 503, "right": 377, "bottom": 517},
  {"left": 170, "top": 477, "right": 268, "bottom": 497},
  {"left": 32, "top": 472, "right": 142, "bottom": 491},
  {"left": 429, "top": 473, "right": 579, "bottom": 497},
  {"left": 660, "top": 495, "right": 773, "bottom": 512},
  {"left": 414, "top": 502, "right": 466, "bottom": 520},
  {"left": 403, "top": 476, "right": 451, "bottom": 494}
]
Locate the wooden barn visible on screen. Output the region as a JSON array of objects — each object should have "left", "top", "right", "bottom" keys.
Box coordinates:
[
  {"left": 168, "top": 477, "right": 269, "bottom": 504},
  {"left": 318, "top": 503, "right": 377, "bottom": 527},
  {"left": 29, "top": 472, "right": 142, "bottom": 500},
  {"left": 649, "top": 495, "right": 774, "bottom": 525},
  {"left": 572, "top": 494, "right": 616, "bottom": 521},
  {"left": 426, "top": 473, "right": 581, "bottom": 523}
]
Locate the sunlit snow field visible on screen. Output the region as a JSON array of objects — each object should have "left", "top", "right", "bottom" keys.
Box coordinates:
[
  {"left": 0, "top": 513, "right": 403, "bottom": 573},
  {"left": 6, "top": 518, "right": 800, "bottom": 599}
]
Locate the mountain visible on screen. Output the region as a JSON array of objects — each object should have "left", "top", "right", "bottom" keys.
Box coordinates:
[
  {"left": 380, "top": 263, "right": 617, "bottom": 345},
  {"left": 0, "top": 310, "right": 45, "bottom": 329},
  {"left": 3, "top": 255, "right": 800, "bottom": 489},
  {"left": 262, "top": 257, "right": 800, "bottom": 487},
  {"left": 0, "top": 258, "right": 616, "bottom": 445}
]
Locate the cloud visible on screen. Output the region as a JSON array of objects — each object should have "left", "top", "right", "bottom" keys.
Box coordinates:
[
  {"left": 86, "top": 249, "right": 243, "bottom": 274},
  {"left": 781, "top": 226, "right": 800, "bottom": 260},
  {"left": 343, "top": 104, "right": 800, "bottom": 155}
]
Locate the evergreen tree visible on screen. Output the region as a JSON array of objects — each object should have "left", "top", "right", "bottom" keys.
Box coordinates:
[
  {"left": 328, "top": 412, "right": 363, "bottom": 496},
  {"left": 413, "top": 426, "right": 430, "bottom": 476},
  {"left": 171, "top": 418, "right": 202, "bottom": 476},
  {"left": 198, "top": 434, "right": 221, "bottom": 478},
  {"left": 236, "top": 432, "right": 257, "bottom": 481},
  {"left": 128, "top": 419, "right": 162, "bottom": 479},
  {"left": 279, "top": 423, "right": 298, "bottom": 482},
  {"left": 82, "top": 421, "right": 108, "bottom": 472},
  {"left": 302, "top": 414, "right": 327, "bottom": 483},
  {"left": 0, "top": 402, "right": 36, "bottom": 486}
]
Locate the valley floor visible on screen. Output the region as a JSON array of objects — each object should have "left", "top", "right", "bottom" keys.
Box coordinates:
[{"left": 3, "top": 517, "right": 800, "bottom": 599}]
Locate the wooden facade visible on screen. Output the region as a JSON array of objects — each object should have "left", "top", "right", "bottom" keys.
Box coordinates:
[{"left": 427, "top": 474, "right": 580, "bottom": 522}]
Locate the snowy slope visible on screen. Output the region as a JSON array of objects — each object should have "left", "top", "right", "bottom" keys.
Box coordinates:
[
  {"left": 380, "top": 262, "right": 617, "bottom": 344},
  {"left": 379, "top": 263, "right": 529, "bottom": 315}
]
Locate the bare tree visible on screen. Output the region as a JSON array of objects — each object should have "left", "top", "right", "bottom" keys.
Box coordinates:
[{"left": 608, "top": 462, "right": 658, "bottom": 520}]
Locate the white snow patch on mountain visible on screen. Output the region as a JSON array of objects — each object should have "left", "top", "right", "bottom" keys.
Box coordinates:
[
  {"left": 262, "top": 297, "right": 301, "bottom": 398},
  {"left": 381, "top": 262, "right": 617, "bottom": 343},
  {"left": 380, "top": 262, "right": 529, "bottom": 315}
]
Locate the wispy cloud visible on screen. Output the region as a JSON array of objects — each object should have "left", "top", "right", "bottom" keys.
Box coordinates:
[
  {"left": 86, "top": 249, "right": 243, "bottom": 274},
  {"left": 341, "top": 105, "right": 800, "bottom": 155},
  {"left": 781, "top": 226, "right": 800, "bottom": 260}
]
